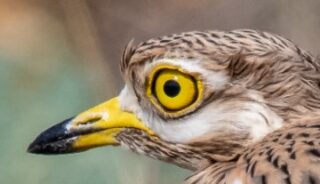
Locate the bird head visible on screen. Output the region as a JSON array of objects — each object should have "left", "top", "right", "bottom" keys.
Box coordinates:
[{"left": 28, "top": 30, "right": 320, "bottom": 170}]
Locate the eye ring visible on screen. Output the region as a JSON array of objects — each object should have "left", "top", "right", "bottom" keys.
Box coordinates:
[
  {"left": 146, "top": 64, "right": 204, "bottom": 117},
  {"left": 152, "top": 69, "right": 198, "bottom": 111}
]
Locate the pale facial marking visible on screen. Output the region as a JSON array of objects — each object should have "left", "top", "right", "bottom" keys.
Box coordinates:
[
  {"left": 232, "top": 179, "right": 243, "bottom": 184},
  {"left": 119, "top": 59, "right": 283, "bottom": 143},
  {"left": 136, "top": 98, "right": 282, "bottom": 143}
]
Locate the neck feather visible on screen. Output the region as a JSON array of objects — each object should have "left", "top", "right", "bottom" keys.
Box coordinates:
[{"left": 116, "top": 129, "right": 247, "bottom": 171}]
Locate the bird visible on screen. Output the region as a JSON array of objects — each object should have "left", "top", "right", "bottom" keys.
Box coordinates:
[{"left": 28, "top": 29, "right": 320, "bottom": 184}]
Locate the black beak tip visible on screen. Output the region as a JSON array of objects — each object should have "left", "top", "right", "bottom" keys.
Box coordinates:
[
  {"left": 27, "top": 117, "right": 74, "bottom": 155},
  {"left": 27, "top": 142, "right": 42, "bottom": 154}
]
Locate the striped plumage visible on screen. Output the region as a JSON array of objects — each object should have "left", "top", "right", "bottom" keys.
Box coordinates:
[
  {"left": 29, "top": 29, "right": 320, "bottom": 184},
  {"left": 121, "top": 29, "right": 320, "bottom": 123},
  {"left": 186, "top": 120, "right": 320, "bottom": 184}
]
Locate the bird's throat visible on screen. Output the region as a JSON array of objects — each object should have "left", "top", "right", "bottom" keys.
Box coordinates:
[{"left": 116, "top": 129, "right": 247, "bottom": 171}]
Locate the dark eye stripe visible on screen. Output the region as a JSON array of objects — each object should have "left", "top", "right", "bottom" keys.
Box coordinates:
[{"left": 163, "top": 80, "right": 180, "bottom": 97}]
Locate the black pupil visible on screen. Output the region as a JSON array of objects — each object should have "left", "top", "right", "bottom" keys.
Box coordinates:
[{"left": 163, "top": 80, "right": 180, "bottom": 97}]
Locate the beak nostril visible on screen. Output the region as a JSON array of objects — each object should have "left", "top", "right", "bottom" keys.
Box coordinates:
[
  {"left": 82, "top": 117, "right": 102, "bottom": 125},
  {"left": 75, "top": 115, "right": 103, "bottom": 127}
]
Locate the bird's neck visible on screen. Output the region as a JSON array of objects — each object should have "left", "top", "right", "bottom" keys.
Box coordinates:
[{"left": 116, "top": 129, "right": 247, "bottom": 171}]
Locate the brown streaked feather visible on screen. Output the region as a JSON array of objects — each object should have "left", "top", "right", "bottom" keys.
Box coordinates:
[
  {"left": 120, "top": 39, "right": 136, "bottom": 76},
  {"left": 116, "top": 129, "right": 246, "bottom": 171},
  {"left": 118, "top": 29, "right": 320, "bottom": 183},
  {"left": 122, "top": 29, "right": 320, "bottom": 123},
  {"left": 186, "top": 118, "right": 320, "bottom": 184}
]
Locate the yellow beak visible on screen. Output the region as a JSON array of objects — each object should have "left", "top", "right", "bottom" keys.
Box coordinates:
[{"left": 28, "top": 97, "right": 155, "bottom": 154}]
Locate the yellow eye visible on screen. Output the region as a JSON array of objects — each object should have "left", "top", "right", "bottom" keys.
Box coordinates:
[
  {"left": 152, "top": 69, "right": 197, "bottom": 111},
  {"left": 146, "top": 64, "right": 204, "bottom": 117}
]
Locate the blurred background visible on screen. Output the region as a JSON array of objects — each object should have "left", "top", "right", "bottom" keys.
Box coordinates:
[{"left": 0, "top": 0, "right": 319, "bottom": 183}]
